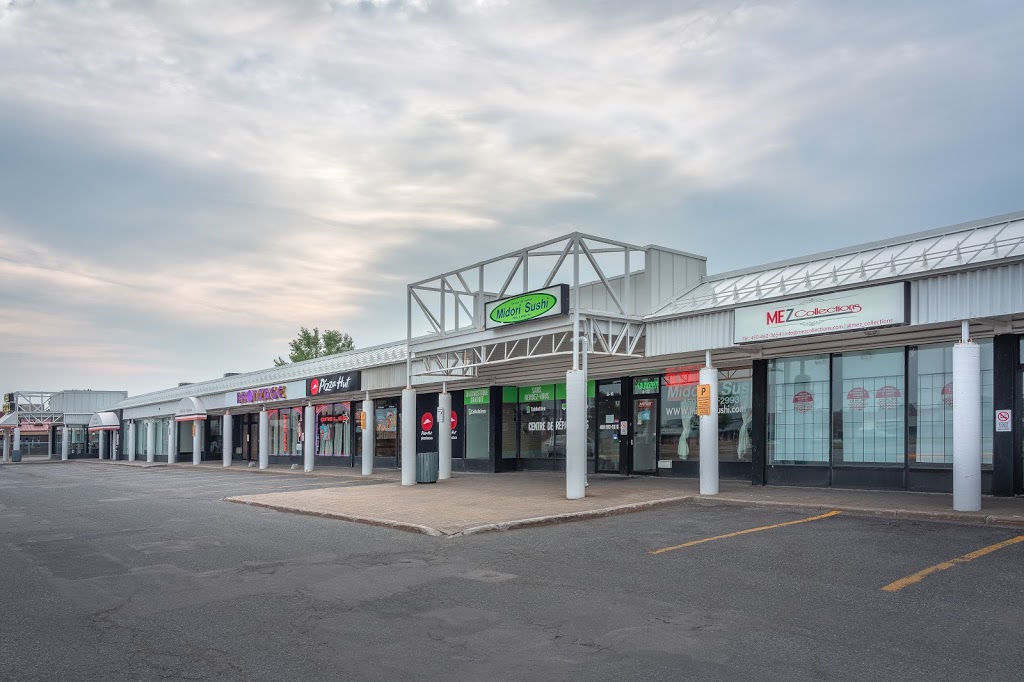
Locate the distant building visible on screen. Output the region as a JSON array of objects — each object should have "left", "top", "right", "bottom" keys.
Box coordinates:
[{"left": 0, "top": 390, "right": 128, "bottom": 460}]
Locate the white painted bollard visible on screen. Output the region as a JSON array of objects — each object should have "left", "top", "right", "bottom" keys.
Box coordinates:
[
  {"left": 361, "top": 398, "right": 374, "bottom": 476},
  {"left": 401, "top": 388, "right": 417, "bottom": 486},
  {"left": 566, "top": 369, "right": 587, "bottom": 500},
  {"left": 223, "top": 413, "right": 233, "bottom": 467},
  {"left": 259, "top": 409, "right": 269, "bottom": 470},
  {"left": 304, "top": 404, "right": 315, "bottom": 473},
  {"left": 699, "top": 364, "right": 720, "bottom": 496},
  {"left": 438, "top": 392, "right": 452, "bottom": 480},
  {"left": 127, "top": 422, "right": 136, "bottom": 461},
  {"left": 953, "top": 340, "right": 982, "bottom": 512},
  {"left": 146, "top": 420, "right": 156, "bottom": 463},
  {"left": 61, "top": 427, "right": 69, "bottom": 461},
  {"left": 168, "top": 421, "right": 177, "bottom": 464},
  {"left": 192, "top": 421, "right": 202, "bottom": 466}
]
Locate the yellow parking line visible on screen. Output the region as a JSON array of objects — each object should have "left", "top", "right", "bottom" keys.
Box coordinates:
[
  {"left": 649, "top": 510, "right": 842, "bottom": 555},
  {"left": 882, "top": 535, "right": 1024, "bottom": 593}
]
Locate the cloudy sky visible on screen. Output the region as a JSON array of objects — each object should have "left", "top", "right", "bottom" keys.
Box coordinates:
[{"left": 1, "top": 0, "right": 1022, "bottom": 397}]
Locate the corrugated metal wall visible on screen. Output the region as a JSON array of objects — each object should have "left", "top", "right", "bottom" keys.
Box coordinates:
[
  {"left": 646, "top": 310, "right": 735, "bottom": 356},
  {"left": 913, "top": 261, "right": 1024, "bottom": 324}
]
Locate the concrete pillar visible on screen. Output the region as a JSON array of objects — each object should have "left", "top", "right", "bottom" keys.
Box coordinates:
[
  {"left": 223, "top": 412, "right": 233, "bottom": 468},
  {"left": 401, "top": 388, "right": 416, "bottom": 486},
  {"left": 361, "top": 398, "right": 374, "bottom": 476},
  {"left": 13, "top": 427, "right": 21, "bottom": 460},
  {"left": 259, "top": 409, "right": 269, "bottom": 470},
  {"left": 146, "top": 420, "right": 156, "bottom": 463},
  {"left": 438, "top": 392, "right": 452, "bottom": 480},
  {"left": 192, "top": 420, "right": 202, "bottom": 465},
  {"left": 303, "top": 404, "right": 315, "bottom": 473},
  {"left": 699, "top": 363, "right": 720, "bottom": 496},
  {"left": 565, "top": 369, "right": 587, "bottom": 500},
  {"left": 953, "top": 338, "right": 982, "bottom": 512},
  {"left": 99, "top": 430, "right": 107, "bottom": 460},
  {"left": 3, "top": 430, "right": 9, "bottom": 461},
  {"left": 168, "top": 420, "right": 177, "bottom": 464},
  {"left": 127, "top": 422, "right": 136, "bottom": 462},
  {"left": 61, "top": 427, "right": 69, "bottom": 461}
]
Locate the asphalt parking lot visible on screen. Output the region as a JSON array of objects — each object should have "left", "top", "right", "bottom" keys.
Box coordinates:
[{"left": 1, "top": 464, "right": 1021, "bottom": 681}]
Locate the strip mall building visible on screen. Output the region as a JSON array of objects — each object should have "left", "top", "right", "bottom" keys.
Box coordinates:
[{"left": 81, "top": 212, "right": 1024, "bottom": 497}]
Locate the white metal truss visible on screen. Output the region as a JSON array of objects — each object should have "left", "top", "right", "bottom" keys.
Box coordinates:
[
  {"left": 653, "top": 211, "right": 1024, "bottom": 318},
  {"left": 11, "top": 391, "right": 61, "bottom": 425},
  {"left": 407, "top": 233, "right": 649, "bottom": 378}
]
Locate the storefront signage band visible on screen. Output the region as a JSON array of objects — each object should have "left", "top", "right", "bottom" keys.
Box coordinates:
[
  {"left": 733, "top": 282, "right": 909, "bottom": 344},
  {"left": 236, "top": 385, "right": 287, "bottom": 405},
  {"left": 485, "top": 284, "right": 569, "bottom": 330},
  {"left": 307, "top": 371, "right": 361, "bottom": 397}
]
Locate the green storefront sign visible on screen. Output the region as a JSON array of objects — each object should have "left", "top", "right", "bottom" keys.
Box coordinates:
[
  {"left": 633, "top": 377, "right": 660, "bottom": 395},
  {"left": 464, "top": 388, "right": 490, "bottom": 406},
  {"left": 485, "top": 284, "right": 568, "bottom": 329}
]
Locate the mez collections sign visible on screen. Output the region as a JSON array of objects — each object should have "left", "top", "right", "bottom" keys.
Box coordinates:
[
  {"left": 734, "top": 282, "right": 909, "bottom": 344},
  {"left": 485, "top": 284, "right": 569, "bottom": 330},
  {"left": 307, "top": 371, "right": 361, "bottom": 397}
]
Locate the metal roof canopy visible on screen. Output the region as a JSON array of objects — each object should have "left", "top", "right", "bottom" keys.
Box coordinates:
[
  {"left": 407, "top": 233, "right": 654, "bottom": 378},
  {"left": 649, "top": 210, "right": 1024, "bottom": 320}
]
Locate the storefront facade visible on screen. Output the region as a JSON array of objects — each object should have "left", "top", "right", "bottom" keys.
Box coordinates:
[{"left": 103, "top": 211, "right": 1024, "bottom": 496}]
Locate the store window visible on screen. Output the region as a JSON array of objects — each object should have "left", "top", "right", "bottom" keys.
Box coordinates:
[
  {"left": 464, "top": 389, "right": 490, "bottom": 460},
  {"left": 317, "top": 402, "right": 352, "bottom": 456},
  {"left": 768, "top": 355, "right": 830, "bottom": 464},
  {"left": 136, "top": 422, "right": 146, "bottom": 455},
  {"left": 519, "top": 384, "right": 555, "bottom": 458},
  {"left": 832, "top": 348, "right": 905, "bottom": 465},
  {"left": 207, "top": 417, "right": 223, "bottom": 458},
  {"left": 375, "top": 399, "right": 399, "bottom": 459},
  {"left": 659, "top": 368, "right": 753, "bottom": 462},
  {"left": 69, "top": 426, "right": 87, "bottom": 456},
  {"left": 269, "top": 408, "right": 302, "bottom": 456},
  {"left": 909, "top": 340, "right": 994, "bottom": 467}
]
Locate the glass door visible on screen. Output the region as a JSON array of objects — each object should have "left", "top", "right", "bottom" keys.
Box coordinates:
[
  {"left": 631, "top": 397, "right": 658, "bottom": 474},
  {"left": 596, "top": 381, "right": 623, "bottom": 473}
]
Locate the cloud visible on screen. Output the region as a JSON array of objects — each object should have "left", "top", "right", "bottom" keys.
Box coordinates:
[{"left": 0, "top": 0, "right": 1022, "bottom": 394}]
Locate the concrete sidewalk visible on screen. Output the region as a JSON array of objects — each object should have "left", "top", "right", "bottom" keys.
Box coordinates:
[{"left": 224, "top": 471, "right": 1024, "bottom": 537}]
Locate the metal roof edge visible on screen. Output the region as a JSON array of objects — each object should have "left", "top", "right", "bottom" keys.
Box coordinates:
[{"left": 699, "top": 209, "right": 1024, "bottom": 284}]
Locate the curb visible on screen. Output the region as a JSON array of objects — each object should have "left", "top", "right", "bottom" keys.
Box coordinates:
[{"left": 224, "top": 497, "right": 444, "bottom": 537}]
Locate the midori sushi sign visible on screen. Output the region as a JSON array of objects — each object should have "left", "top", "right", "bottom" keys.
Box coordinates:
[{"left": 485, "top": 284, "right": 569, "bottom": 329}]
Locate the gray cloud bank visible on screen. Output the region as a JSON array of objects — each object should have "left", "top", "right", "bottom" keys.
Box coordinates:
[{"left": 0, "top": 0, "right": 1021, "bottom": 394}]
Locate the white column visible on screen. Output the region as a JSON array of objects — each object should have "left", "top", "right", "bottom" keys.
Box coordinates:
[
  {"left": 303, "top": 404, "right": 315, "bottom": 473},
  {"left": 401, "top": 388, "right": 417, "bottom": 486},
  {"left": 192, "top": 420, "right": 202, "bottom": 465},
  {"left": 438, "top": 391, "right": 452, "bottom": 480},
  {"left": 223, "top": 412, "right": 233, "bottom": 467},
  {"left": 259, "top": 409, "right": 269, "bottom": 470},
  {"left": 361, "top": 397, "right": 374, "bottom": 476},
  {"left": 146, "top": 420, "right": 156, "bottom": 463},
  {"left": 168, "top": 420, "right": 177, "bottom": 464},
  {"left": 13, "top": 427, "right": 21, "bottom": 460},
  {"left": 953, "top": 338, "right": 982, "bottom": 511},
  {"left": 61, "top": 427, "right": 69, "bottom": 461},
  {"left": 699, "top": 362, "right": 720, "bottom": 495},
  {"left": 127, "top": 422, "right": 136, "bottom": 461},
  {"left": 2, "top": 430, "right": 9, "bottom": 461},
  {"left": 565, "top": 369, "right": 587, "bottom": 500},
  {"left": 99, "top": 430, "right": 107, "bottom": 460}
]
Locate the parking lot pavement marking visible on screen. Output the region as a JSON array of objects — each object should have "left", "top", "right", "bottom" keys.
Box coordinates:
[
  {"left": 881, "top": 534, "right": 1024, "bottom": 593},
  {"left": 648, "top": 510, "right": 842, "bottom": 555}
]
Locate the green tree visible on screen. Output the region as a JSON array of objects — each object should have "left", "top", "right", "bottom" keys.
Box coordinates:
[{"left": 274, "top": 327, "right": 354, "bottom": 366}]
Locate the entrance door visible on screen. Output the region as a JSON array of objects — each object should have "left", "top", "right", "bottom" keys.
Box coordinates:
[
  {"left": 598, "top": 378, "right": 618, "bottom": 471},
  {"left": 630, "top": 397, "right": 658, "bottom": 474},
  {"left": 243, "top": 418, "right": 259, "bottom": 461}
]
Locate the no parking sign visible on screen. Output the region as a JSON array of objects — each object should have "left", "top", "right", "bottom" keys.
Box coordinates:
[{"left": 995, "top": 409, "right": 1012, "bottom": 432}]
